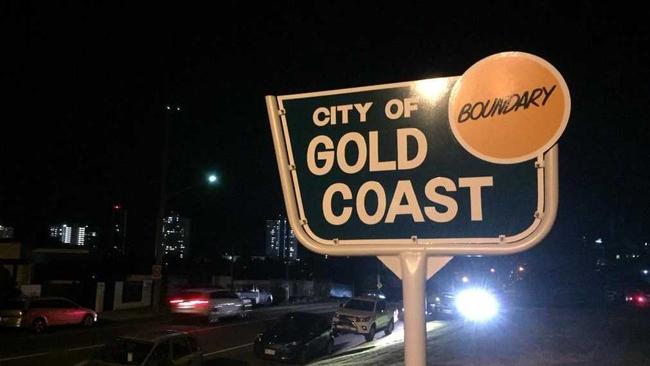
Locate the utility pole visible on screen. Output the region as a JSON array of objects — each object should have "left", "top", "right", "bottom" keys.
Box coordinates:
[{"left": 152, "top": 106, "right": 170, "bottom": 312}]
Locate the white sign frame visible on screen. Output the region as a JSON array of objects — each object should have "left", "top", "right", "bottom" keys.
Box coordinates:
[{"left": 266, "top": 78, "right": 558, "bottom": 257}]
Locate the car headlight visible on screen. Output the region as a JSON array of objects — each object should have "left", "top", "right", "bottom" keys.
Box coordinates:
[{"left": 455, "top": 288, "right": 498, "bottom": 322}]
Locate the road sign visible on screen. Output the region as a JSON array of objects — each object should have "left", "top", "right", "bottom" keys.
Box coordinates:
[
  {"left": 267, "top": 65, "right": 565, "bottom": 256},
  {"left": 267, "top": 51, "right": 570, "bottom": 366},
  {"left": 151, "top": 265, "right": 162, "bottom": 280}
]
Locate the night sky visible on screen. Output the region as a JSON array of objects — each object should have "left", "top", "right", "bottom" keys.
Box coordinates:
[{"left": 2, "top": 2, "right": 649, "bottom": 265}]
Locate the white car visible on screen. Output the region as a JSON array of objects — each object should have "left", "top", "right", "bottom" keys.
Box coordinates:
[
  {"left": 332, "top": 296, "right": 396, "bottom": 342},
  {"left": 236, "top": 286, "right": 274, "bottom": 305},
  {"left": 169, "top": 288, "right": 251, "bottom": 323}
]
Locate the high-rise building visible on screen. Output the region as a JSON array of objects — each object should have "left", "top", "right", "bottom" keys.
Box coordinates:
[
  {"left": 49, "top": 224, "right": 97, "bottom": 247},
  {"left": 162, "top": 212, "right": 191, "bottom": 264},
  {"left": 265, "top": 215, "right": 298, "bottom": 261},
  {"left": 109, "top": 204, "right": 128, "bottom": 255},
  {"left": 0, "top": 225, "right": 14, "bottom": 239}
]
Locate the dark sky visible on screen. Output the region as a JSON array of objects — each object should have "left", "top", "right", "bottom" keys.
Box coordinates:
[{"left": 2, "top": 2, "right": 649, "bottom": 262}]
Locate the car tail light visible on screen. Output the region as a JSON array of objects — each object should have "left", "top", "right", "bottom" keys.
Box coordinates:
[
  {"left": 171, "top": 298, "right": 209, "bottom": 308},
  {"left": 637, "top": 296, "right": 646, "bottom": 303}
]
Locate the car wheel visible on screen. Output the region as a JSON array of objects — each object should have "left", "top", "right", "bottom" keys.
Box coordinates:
[
  {"left": 364, "top": 324, "right": 376, "bottom": 342},
  {"left": 384, "top": 319, "right": 394, "bottom": 335},
  {"left": 82, "top": 314, "right": 94, "bottom": 327},
  {"left": 32, "top": 318, "right": 46, "bottom": 333}
]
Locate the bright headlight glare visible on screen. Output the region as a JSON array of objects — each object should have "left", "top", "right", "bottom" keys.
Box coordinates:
[{"left": 455, "top": 288, "right": 498, "bottom": 322}]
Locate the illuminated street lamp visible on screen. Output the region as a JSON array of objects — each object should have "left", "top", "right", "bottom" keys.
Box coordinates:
[{"left": 207, "top": 173, "right": 219, "bottom": 184}]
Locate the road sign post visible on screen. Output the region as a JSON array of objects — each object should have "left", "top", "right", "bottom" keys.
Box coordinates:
[{"left": 267, "top": 52, "right": 570, "bottom": 366}]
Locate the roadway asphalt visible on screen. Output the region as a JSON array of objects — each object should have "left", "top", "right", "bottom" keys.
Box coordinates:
[
  {"left": 314, "top": 306, "right": 650, "bottom": 366},
  {"left": 3, "top": 304, "right": 648, "bottom": 366},
  {"left": 0, "top": 302, "right": 342, "bottom": 366}
]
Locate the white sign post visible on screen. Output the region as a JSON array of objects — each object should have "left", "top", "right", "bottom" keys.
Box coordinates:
[{"left": 266, "top": 52, "right": 570, "bottom": 365}]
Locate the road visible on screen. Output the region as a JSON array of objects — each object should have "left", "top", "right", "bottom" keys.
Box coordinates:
[
  {"left": 0, "top": 302, "right": 344, "bottom": 366},
  {"left": 313, "top": 306, "right": 650, "bottom": 366},
  {"left": 3, "top": 304, "right": 649, "bottom": 366}
]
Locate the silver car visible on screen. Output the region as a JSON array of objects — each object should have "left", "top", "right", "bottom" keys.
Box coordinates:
[
  {"left": 78, "top": 330, "right": 202, "bottom": 366},
  {"left": 169, "top": 288, "right": 250, "bottom": 323}
]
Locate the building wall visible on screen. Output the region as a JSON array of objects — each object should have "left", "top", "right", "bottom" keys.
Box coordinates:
[
  {"left": 112, "top": 280, "right": 152, "bottom": 310},
  {"left": 0, "top": 241, "right": 20, "bottom": 259}
]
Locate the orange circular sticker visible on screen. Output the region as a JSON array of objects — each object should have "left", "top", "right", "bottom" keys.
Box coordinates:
[{"left": 448, "top": 52, "right": 571, "bottom": 164}]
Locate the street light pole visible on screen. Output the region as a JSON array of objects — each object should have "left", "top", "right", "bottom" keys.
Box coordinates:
[{"left": 152, "top": 106, "right": 171, "bottom": 312}]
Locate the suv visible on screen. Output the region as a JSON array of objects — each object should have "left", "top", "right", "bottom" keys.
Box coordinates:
[
  {"left": 332, "top": 296, "right": 396, "bottom": 341},
  {"left": 169, "top": 288, "right": 250, "bottom": 323},
  {"left": 79, "top": 330, "right": 202, "bottom": 366},
  {"left": 0, "top": 296, "right": 97, "bottom": 333}
]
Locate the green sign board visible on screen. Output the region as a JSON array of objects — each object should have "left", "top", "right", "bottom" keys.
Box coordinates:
[{"left": 267, "top": 77, "right": 558, "bottom": 256}]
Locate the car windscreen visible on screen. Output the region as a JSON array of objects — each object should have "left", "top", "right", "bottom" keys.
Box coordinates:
[
  {"left": 0, "top": 299, "right": 26, "bottom": 310},
  {"left": 343, "top": 299, "right": 375, "bottom": 311},
  {"left": 272, "top": 313, "right": 317, "bottom": 333},
  {"left": 93, "top": 338, "right": 153, "bottom": 365},
  {"left": 211, "top": 291, "right": 239, "bottom": 299}
]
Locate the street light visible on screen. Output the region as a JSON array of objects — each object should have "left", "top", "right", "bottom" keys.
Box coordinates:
[
  {"left": 152, "top": 171, "right": 218, "bottom": 311},
  {"left": 152, "top": 103, "right": 220, "bottom": 311}
]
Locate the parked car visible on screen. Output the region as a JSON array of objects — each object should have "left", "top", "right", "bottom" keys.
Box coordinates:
[
  {"left": 78, "top": 330, "right": 202, "bottom": 366},
  {"left": 169, "top": 288, "right": 250, "bottom": 323},
  {"left": 332, "top": 296, "right": 396, "bottom": 342},
  {"left": 236, "top": 285, "right": 273, "bottom": 305},
  {"left": 254, "top": 312, "right": 334, "bottom": 364},
  {"left": 0, "top": 296, "right": 97, "bottom": 333}
]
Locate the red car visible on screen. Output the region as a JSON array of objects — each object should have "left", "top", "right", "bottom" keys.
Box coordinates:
[{"left": 0, "top": 296, "right": 97, "bottom": 333}]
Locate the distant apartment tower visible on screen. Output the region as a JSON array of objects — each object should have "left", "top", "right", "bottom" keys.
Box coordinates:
[
  {"left": 162, "top": 212, "right": 191, "bottom": 263},
  {"left": 49, "top": 224, "right": 97, "bottom": 247},
  {"left": 0, "top": 224, "right": 14, "bottom": 239},
  {"left": 109, "top": 204, "right": 128, "bottom": 255},
  {"left": 265, "top": 215, "right": 297, "bottom": 261}
]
